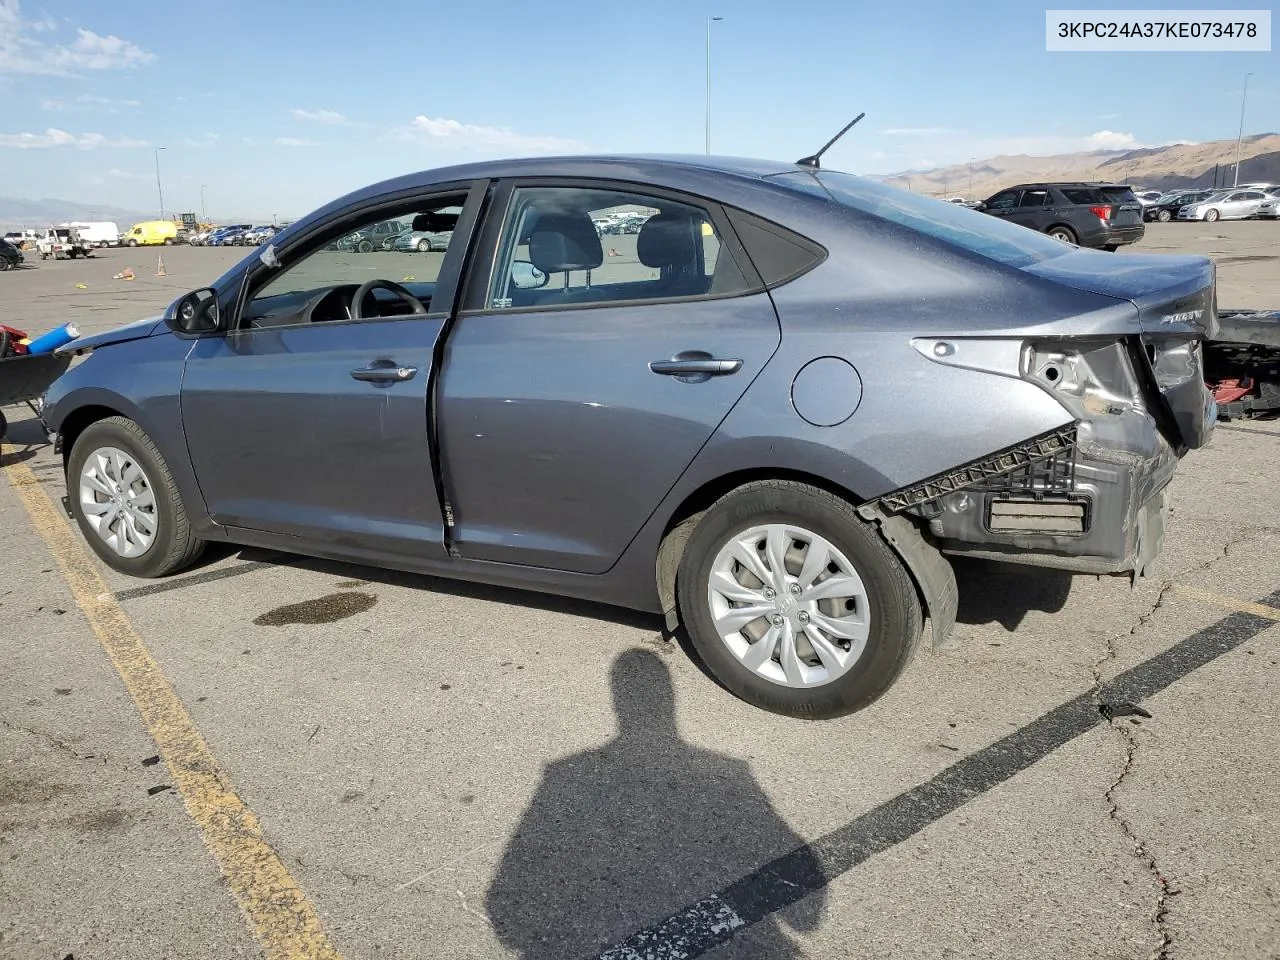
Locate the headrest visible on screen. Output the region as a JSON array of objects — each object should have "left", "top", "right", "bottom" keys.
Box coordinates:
[
  {"left": 637, "top": 212, "right": 700, "bottom": 269},
  {"left": 412, "top": 211, "right": 458, "bottom": 232},
  {"left": 528, "top": 213, "right": 603, "bottom": 273}
]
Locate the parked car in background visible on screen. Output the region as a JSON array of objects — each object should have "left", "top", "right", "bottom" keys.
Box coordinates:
[
  {"left": 201, "top": 225, "right": 252, "bottom": 247},
  {"left": 977, "top": 182, "right": 1144, "bottom": 250},
  {"left": 209, "top": 228, "right": 249, "bottom": 246},
  {"left": 1177, "top": 189, "right": 1269, "bottom": 221},
  {"left": 1145, "top": 190, "right": 1212, "bottom": 221},
  {"left": 0, "top": 237, "right": 23, "bottom": 270},
  {"left": 66, "top": 221, "right": 120, "bottom": 248},
  {"left": 42, "top": 154, "right": 1217, "bottom": 718},
  {"left": 123, "top": 220, "right": 179, "bottom": 246},
  {"left": 239, "top": 226, "right": 280, "bottom": 246},
  {"left": 1255, "top": 188, "right": 1280, "bottom": 219},
  {"left": 392, "top": 228, "right": 452, "bottom": 252},
  {"left": 1135, "top": 191, "right": 1163, "bottom": 206},
  {"left": 337, "top": 218, "right": 409, "bottom": 252}
]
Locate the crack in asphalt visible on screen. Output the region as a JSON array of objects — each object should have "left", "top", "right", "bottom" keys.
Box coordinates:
[
  {"left": 0, "top": 716, "right": 107, "bottom": 765},
  {"left": 1090, "top": 581, "right": 1179, "bottom": 960}
]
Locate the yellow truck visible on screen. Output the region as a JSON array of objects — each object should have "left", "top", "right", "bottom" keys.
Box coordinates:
[{"left": 122, "top": 220, "right": 179, "bottom": 246}]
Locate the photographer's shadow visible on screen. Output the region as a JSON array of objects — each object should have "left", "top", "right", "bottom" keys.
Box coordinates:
[{"left": 485, "top": 649, "right": 824, "bottom": 959}]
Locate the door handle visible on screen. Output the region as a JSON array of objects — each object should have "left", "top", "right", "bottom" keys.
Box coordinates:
[
  {"left": 350, "top": 361, "right": 418, "bottom": 384},
  {"left": 649, "top": 357, "right": 743, "bottom": 380}
]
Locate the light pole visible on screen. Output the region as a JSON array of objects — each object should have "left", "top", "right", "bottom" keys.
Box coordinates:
[
  {"left": 705, "top": 16, "right": 723, "bottom": 154},
  {"left": 1232, "top": 72, "right": 1253, "bottom": 187},
  {"left": 968, "top": 157, "right": 975, "bottom": 199},
  {"left": 154, "top": 146, "right": 167, "bottom": 220},
  {"left": 200, "top": 184, "right": 207, "bottom": 220}
]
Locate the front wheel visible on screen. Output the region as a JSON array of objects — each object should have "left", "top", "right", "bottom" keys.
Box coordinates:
[
  {"left": 128, "top": 239, "right": 138, "bottom": 247},
  {"left": 1157, "top": 209, "right": 1173, "bottom": 222},
  {"left": 67, "top": 417, "right": 205, "bottom": 578},
  {"left": 417, "top": 239, "right": 430, "bottom": 252},
  {"left": 1205, "top": 209, "right": 1221, "bottom": 222},
  {"left": 676, "top": 480, "right": 922, "bottom": 719}
]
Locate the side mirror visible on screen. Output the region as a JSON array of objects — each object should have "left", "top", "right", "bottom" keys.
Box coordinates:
[
  {"left": 971, "top": 201, "right": 986, "bottom": 211},
  {"left": 510, "top": 259, "right": 548, "bottom": 290},
  {"left": 165, "top": 287, "right": 221, "bottom": 334}
]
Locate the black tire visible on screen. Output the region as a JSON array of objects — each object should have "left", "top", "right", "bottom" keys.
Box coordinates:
[
  {"left": 1157, "top": 209, "right": 1173, "bottom": 222},
  {"left": 1103, "top": 244, "right": 1119, "bottom": 252},
  {"left": 67, "top": 417, "right": 205, "bottom": 578},
  {"left": 676, "top": 480, "right": 923, "bottom": 719},
  {"left": 357, "top": 240, "right": 373, "bottom": 253},
  {"left": 1205, "top": 209, "right": 1220, "bottom": 222},
  {"left": 1046, "top": 225, "right": 1077, "bottom": 244},
  {"left": 163, "top": 237, "right": 174, "bottom": 246},
  {"left": 128, "top": 239, "right": 138, "bottom": 247}
]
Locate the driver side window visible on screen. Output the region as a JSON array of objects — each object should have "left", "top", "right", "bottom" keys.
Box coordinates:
[{"left": 242, "top": 194, "right": 466, "bottom": 329}]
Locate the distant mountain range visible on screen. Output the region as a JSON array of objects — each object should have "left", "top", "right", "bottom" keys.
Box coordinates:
[
  {"left": 873, "top": 133, "right": 1280, "bottom": 199},
  {"left": 0, "top": 197, "right": 260, "bottom": 232}
]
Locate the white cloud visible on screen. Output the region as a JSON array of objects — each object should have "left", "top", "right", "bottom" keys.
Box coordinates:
[
  {"left": 275, "top": 136, "right": 320, "bottom": 147},
  {"left": 0, "top": 0, "right": 153, "bottom": 75},
  {"left": 183, "top": 132, "right": 219, "bottom": 148},
  {"left": 41, "top": 92, "right": 140, "bottom": 111},
  {"left": 291, "top": 108, "right": 348, "bottom": 124},
  {"left": 0, "top": 126, "right": 148, "bottom": 149},
  {"left": 108, "top": 167, "right": 149, "bottom": 179},
  {"left": 400, "top": 115, "right": 584, "bottom": 153}
]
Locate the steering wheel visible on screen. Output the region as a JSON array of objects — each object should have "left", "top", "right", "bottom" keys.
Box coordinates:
[{"left": 351, "top": 278, "right": 427, "bottom": 320}]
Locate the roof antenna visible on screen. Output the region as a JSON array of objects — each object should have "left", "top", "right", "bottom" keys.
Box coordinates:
[{"left": 795, "top": 113, "right": 866, "bottom": 169}]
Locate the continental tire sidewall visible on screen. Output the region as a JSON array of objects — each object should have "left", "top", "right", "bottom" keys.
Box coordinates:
[
  {"left": 677, "top": 482, "right": 921, "bottom": 719},
  {"left": 67, "top": 419, "right": 182, "bottom": 578}
]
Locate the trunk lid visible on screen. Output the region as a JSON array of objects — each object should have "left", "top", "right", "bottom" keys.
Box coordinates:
[
  {"left": 1026, "top": 250, "right": 1218, "bottom": 451},
  {"left": 1096, "top": 185, "right": 1145, "bottom": 227}
]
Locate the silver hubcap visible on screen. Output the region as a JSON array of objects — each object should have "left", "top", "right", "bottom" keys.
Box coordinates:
[
  {"left": 79, "top": 446, "right": 157, "bottom": 558},
  {"left": 707, "top": 523, "right": 871, "bottom": 688}
]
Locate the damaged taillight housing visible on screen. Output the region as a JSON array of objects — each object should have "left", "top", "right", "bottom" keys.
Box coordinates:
[{"left": 1021, "top": 338, "right": 1142, "bottom": 421}]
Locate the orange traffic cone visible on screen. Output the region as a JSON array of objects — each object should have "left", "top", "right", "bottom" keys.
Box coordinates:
[
  {"left": 114, "top": 267, "right": 135, "bottom": 281},
  {"left": 156, "top": 253, "right": 166, "bottom": 277}
]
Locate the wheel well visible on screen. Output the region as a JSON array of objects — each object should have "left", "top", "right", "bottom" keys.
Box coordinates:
[
  {"left": 1045, "top": 223, "right": 1076, "bottom": 237},
  {"left": 58, "top": 404, "right": 124, "bottom": 468},
  {"left": 654, "top": 467, "right": 865, "bottom": 631}
]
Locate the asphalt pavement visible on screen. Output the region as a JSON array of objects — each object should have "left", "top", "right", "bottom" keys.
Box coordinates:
[{"left": 2, "top": 225, "right": 1279, "bottom": 960}]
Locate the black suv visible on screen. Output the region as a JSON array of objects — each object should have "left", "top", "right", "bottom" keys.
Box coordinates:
[
  {"left": 976, "top": 182, "right": 1145, "bottom": 250},
  {"left": 0, "top": 237, "right": 24, "bottom": 271}
]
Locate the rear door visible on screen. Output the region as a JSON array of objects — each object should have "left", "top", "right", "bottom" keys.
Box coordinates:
[
  {"left": 436, "top": 180, "right": 781, "bottom": 574},
  {"left": 1014, "top": 187, "right": 1053, "bottom": 231}
]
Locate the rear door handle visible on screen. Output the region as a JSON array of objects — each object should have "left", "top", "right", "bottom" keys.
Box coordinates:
[
  {"left": 649, "top": 357, "right": 743, "bottom": 379},
  {"left": 350, "top": 360, "right": 418, "bottom": 384}
]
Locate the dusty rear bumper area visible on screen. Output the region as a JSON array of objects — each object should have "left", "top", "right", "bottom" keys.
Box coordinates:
[{"left": 872, "top": 415, "right": 1183, "bottom": 576}]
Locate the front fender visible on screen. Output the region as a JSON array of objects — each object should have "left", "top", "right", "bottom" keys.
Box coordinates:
[{"left": 42, "top": 336, "right": 219, "bottom": 538}]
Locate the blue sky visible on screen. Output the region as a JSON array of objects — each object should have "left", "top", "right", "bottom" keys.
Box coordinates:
[{"left": 1, "top": 0, "right": 1275, "bottom": 220}]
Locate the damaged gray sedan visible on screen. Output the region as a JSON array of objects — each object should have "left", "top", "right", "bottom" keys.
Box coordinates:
[{"left": 41, "top": 155, "right": 1217, "bottom": 718}]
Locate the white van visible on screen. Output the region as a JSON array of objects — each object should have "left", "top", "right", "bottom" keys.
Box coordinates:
[{"left": 65, "top": 221, "right": 121, "bottom": 248}]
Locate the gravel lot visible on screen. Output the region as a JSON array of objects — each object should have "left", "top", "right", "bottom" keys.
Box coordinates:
[{"left": 2, "top": 222, "right": 1278, "bottom": 960}]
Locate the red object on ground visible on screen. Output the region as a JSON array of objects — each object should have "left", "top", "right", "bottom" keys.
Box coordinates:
[
  {"left": 0, "top": 322, "right": 30, "bottom": 356},
  {"left": 1211, "top": 378, "right": 1254, "bottom": 404}
]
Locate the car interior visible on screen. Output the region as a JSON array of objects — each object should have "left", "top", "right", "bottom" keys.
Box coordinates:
[{"left": 239, "top": 201, "right": 464, "bottom": 330}]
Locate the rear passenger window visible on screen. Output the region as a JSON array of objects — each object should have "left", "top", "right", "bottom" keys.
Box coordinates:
[
  {"left": 725, "top": 209, "right": 825, "bottom": 289},
  {"left": 487, "top": 186, "right": 756, "bottom": 310},
  {"left": 1061, "top": 188, "right": 1101, "bottom": 204},
  {"left": 1017, "top": 190, "right": 1050, "bottom": 207}
]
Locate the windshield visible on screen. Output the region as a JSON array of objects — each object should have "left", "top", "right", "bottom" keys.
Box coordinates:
[{"left": 778, "top": 169, "right": 1070, "bottom": 268}]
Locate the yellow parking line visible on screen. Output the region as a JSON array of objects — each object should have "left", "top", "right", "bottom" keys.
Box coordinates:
[
  {"left": 3, "top": 458, "right": 344, "bottom": 960},
  {"left": 1175, "top": 584, "right": 1280, "bottom": 622}
]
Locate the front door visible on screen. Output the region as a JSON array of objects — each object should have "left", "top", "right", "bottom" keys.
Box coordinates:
[
  {"left": 437, "top": 182, "right": 781, "bottom": 574},
  {"left": 180, "top": 189, "right": 477, "bottom": 561}
]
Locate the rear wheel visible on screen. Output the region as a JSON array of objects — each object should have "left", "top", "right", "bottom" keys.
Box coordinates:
[
  {"left": 67, "top": 417, "right": 205, "bottom": 578},
  {"left": 1047, "top": 225, "right": 1077, "bottom": 244},
  {"left": 357, "top": 239, "right": 373, "bottom": 253},
  {"left": 1158, "top": 209, "right": 1173, "bottom": 222},
  {"left": 676, "top": 480, "right": 922, "bottom": 719},
  {"left": 1205, "top": 209, "right": 1221, "bottom": 222},
  {"left": 163, "top": 237, "right": 174, "bottom": 245}
]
